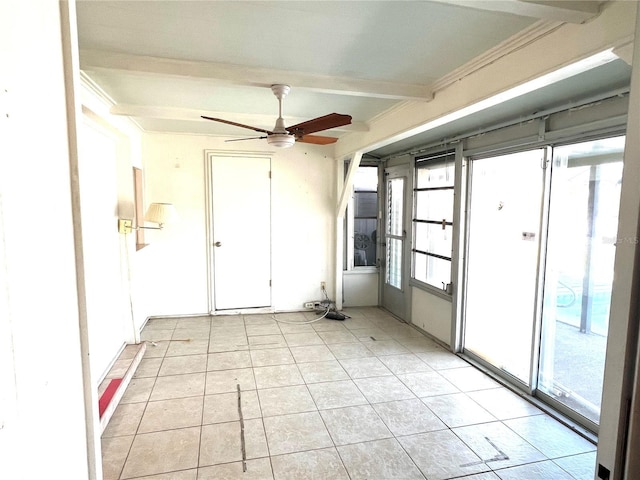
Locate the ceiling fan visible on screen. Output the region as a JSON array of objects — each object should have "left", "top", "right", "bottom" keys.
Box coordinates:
[{"left": 201, "top": 84, "right": 352, "bottom": 148}]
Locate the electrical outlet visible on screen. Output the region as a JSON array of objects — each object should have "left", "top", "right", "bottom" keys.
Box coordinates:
[
  {"left": 320, "top": 281, "right": 326, "bottom": 290},
  {"left": 303, "top": 302, "right": 314, "bottom": 309}
]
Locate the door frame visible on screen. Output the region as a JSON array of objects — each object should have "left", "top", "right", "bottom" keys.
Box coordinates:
[{"left": 204, "top": 150, "right": 274, "bottom": 315}]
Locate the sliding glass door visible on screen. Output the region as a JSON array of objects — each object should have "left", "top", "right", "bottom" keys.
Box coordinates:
[
  {"left": 463, "top": 136, "right": 625, "bottom": 431},
  {"left": 538, "top": 136, "right": 624, "bottom": 427},
  {"left": 464, "top": 149, "right": 547, "bottom": 384}
]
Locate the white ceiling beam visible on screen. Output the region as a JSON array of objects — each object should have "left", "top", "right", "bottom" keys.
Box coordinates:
[
  {"left": 108, "top": 104, "right": 369, "bottom": 132},
  {"left": 430, "top": 0, "right": 601, "bottom": 24},
  {"left": 80, "top": 49, "right": 433, "bottom": 102}
]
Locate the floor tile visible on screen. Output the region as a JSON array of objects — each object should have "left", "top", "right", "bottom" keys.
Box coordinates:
[
  {"left": 172, "top": 327, "right": 210, "bottom": 340},
  {"left": 399, "top": 429, "right": 489, "bottom": 480},
  {"left": 377, "top": 353, "right": 432, "bottom": 374},
  {"left": 206, "top": 368, "right": 256, "bottom": 394},
  {"left": 138, "top": 396, "right": 203, "bottom": 433},
  {"left": 143, "top": 341, "right": 169, "bottom": 358},
  {"left": 349, "top": 327, "right": 392, "bottom": 341},
  {"left": 271, "top": 447, "right": 349, "bottom": 480},
  {"left": 134, "top": 358, "right": 163, "bottom": 378},
  {"left": 289, "top": 344, "right": 336, "bottom": 363},
  {"left": 202, "top": 390, "right": 262, "bottom": 424},
  {"left": 263, "top": 411, "right": 333, "bottom": 455},
  {"left": 397, "top": 337, "right": 441, "bottom": 353},
  {"left": 553, "top": 451, "right": 597, "bottom": 480},
  {"left": 494, "top": 460, "right": 574, "bottom": 479},
  {"left": 312, "top": 319, "right": 349, "bottom": 331},
  {"left": 120, "top": 377, "right": 155, "bottom": 404},
  {"left": 208, "top": 336, "right": 249, "bottom": 353},
  {"left": 102, "top": 435, "right": 134, "bottom": 480},
  {"left": 258, "top": 385, "right": 317, "bottom": 417},
  {"left": 307, "top": 379, "right": 368, "bottom": 409},
  {"left": 199, "top": 419, "right": 268, "bottom": 466},
  {"left": 327, "top": 342, "right": 375, "bottom": 359},
  {"left": 372, "top": 398, "right": 446, "bottom": 436},
  {"left": 198, "top": 458, "right": 274, "bottom": 480},
  {"left": 277, "top": 322, "right": 315, "bottom": 334},
  {"left": 159, "top": 354, "right": 207, "bottom": 376},
  {"left": 150, "top": 372, "right": 206, "bottom": 401},
  {"left": 102, "top": 402, "right": 146, "bottom": 437},
  {"left": 120, "top": 427, "right": 200, "bottom": 479},
  {"left": 342, "top": 318, "right": 376, "bottom": 330},
  {"left": 456, "top": 474, "right": 501, "bottom": 480},
  {"left": 337, "top": 438, "right": 425, "bottom": 480},
  {"left": 415, "top": 349, "right": 470, "bottom": 369},
  {"left": 364, "top": 339, "right": 410, "bottom": 356},
  {"left": 297, "top": 360, "right": 350, "bottom": 383},
  {"left": 439, "top": 367, "right": 501, "bottom": 392},
  {"left": 422, "top": 393, "right": 496, "bottom": 428},
  {"left": 467, "top": 387, "right": 543, "bottom": 420},
  {"left": 397, "top": 371, "right": 459, "bottom": 397},
  {"left": 207, "top": 350, "right": 252, "bottom": 370},
  {"left": 210, "top": 326, "right": 247, "bottom": 338},
  {"left": 175, "top": 317, "right": 211, "bottom": 328},
  {"left": 354, "top": 376, "right": 416, "bottom": 403},
  {"left": 254, "top": 364, "right": 304, "bottom": 389},
  {"left": 248, "top": 334, "right": 287, "bottom": 349},
  {"left": 320, "top": 405, "right": 392, "bottom": 445},
  {"left": 244, "top": 314, "right": 278, "bottom": 326},
  {"left": 339, "top": 357, "right": 393, "bottom": 378},
  {"left": 250, "top": 347, "right": 295, "bottom": 366},
  {"left": 165, "top": 339, "right": 209, "bottom": 357},
  {"left": 246, "top": 323, "right": 282, "bottom": 336},
  {"left": 453, "top": 421, "right": 546, "bottom": 469},
  {"left": 284, "top": 332, "right": 324, "bottom": 346},
  {"left": 504, "top": 415, "right": 596, "bottom": 458},
  {"left": 317, "top": 330, "right": 359, "bottom": 344},
  {"left": 141, "top": 329, "right": 174, "bottom": 342}
]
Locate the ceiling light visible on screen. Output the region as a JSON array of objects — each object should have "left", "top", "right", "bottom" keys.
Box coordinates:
[{"left": 267, "top": 133, "right": 295, "bottom": 148}]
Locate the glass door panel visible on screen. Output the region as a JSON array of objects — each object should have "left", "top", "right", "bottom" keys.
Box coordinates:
[
  {"left": 464, "top": 149, "right": 546, "bottom": 384},
  {"left": 538, "top": 136, "right": 625, "bottom": 425},
  {"left": 385, "top": 176, "right": 405, "bottom": 289}
]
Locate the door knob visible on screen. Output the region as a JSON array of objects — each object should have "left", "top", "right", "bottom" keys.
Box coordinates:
[{"left": 214, "top": 241, "right": 222, "bottom": 247}]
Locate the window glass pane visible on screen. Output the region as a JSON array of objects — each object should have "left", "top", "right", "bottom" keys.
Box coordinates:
[
  {"left": 353, "top": 166, "right": 378, "bottom": 268},
  {"left": 416, "top": 160, "right": 454, "bottom": 188},
  {"left": 415, "top": 190, "right": 453, "bottom": 221},
  {"left": 386, "top": 238, "right": 403, "bottom": 289},
  {"left": 387, "top": 177, "right": 404, "bottom": 236},
  {"left": 415, "top": 223, "right": 452, "bottom": 258},
  {"left": 414, "top": 252, "right": 452, "bottom": 287}
]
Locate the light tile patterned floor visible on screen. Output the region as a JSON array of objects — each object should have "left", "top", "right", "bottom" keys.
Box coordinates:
[{"left": 102, "top": 308, "right": 597, "bottom": 479}]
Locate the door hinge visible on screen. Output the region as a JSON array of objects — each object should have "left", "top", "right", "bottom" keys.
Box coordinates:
[
  {"left": 269, "top": 279, "right": 272, "bottom": 286},
  {"left": 269, "top": 171, "right": 272, "bottom": 179}
]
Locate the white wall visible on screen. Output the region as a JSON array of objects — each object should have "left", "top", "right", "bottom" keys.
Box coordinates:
[
  {"left": 411, "top": 288, "right": 452, "bottom": 345},
  {"left": 135, "top": 133, "right": 337, "bottom": 318},
  {"left": 343, "top": 271, "right": 379, "bottom": 306},
  {"left": 0, "top": 0, "right": 91, "bottom": 477}
]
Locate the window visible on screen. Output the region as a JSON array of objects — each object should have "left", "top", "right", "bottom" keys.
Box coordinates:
[
  {"left": 412, "top": 151, "right": 455, "bottom": 291},
  {"left": 353, "top": 166, "right": 378, "bottom": 267}
]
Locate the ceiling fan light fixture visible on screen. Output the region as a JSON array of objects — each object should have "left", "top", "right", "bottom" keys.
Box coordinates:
[{"left": 267, "top": 133, "right": 295, "bottom": 148}]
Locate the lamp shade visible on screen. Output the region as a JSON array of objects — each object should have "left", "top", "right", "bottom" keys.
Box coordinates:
[{"left": 144, "top": 203, "right": 177, "bottom": 226}]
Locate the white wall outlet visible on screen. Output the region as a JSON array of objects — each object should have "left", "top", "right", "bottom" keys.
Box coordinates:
[
  {"left": 303, "top": 302, "right": 315, "bottom": 309},
  {"left": 320, "top": 281, "right": 326, "bottom": 290}
]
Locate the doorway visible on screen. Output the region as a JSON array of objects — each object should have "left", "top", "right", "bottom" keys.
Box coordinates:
[
  {"left": 208, "top": 154, "right": 272, "bottom": 311},
  {"left": 463, "top": 136, "right": 625, "bottom": 431}
]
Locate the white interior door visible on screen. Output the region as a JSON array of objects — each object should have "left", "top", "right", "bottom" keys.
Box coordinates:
[{"left": 210, "top": 155, "right": 271, "bottom": 310}]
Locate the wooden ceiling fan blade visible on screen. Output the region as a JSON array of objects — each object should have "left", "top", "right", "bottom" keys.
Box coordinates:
[
  {"left": 225, "top": 136, "right": 267, "bottom": 143},
  {"left": 297, "top": 135, "right": 338, "bottom": 145},
  {"left": 287, "top": 113, "right": 352, "bottom": 136},
  {"left": 201, "top": 116, "right": 273, "bottom": 135}
]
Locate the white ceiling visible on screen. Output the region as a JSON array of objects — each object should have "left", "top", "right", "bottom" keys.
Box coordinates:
[{"left": 76, "top": 1, "right": 622, "bottom": 153}]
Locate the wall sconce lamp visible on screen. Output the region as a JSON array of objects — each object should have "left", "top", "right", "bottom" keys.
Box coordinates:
[{"left": 118, "top": 203, "right": 178, "bottom": 234}]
